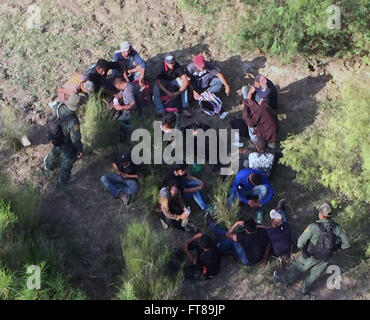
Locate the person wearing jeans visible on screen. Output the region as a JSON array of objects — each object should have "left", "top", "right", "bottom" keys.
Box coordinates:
[
  {"left": 100, "top": 174, "right": 139, "bottom": 198},
  {"left": 182, "top": 178, "right": 209, "bottom": 211},
  {"left": 153, "top": 54, "right": 190, "bottom": 116}
]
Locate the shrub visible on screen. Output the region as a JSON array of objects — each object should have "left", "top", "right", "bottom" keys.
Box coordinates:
[
  {"left": 0, "top": 200, "right": 17, "bottom": 238},
  {"left": 280, "top": 73, "right": 370, "bottom": 203},
  {"left": 118, "top": 219, "right": 182, "bottom": 300},
  {"left": 80, "top": 94, "right": 120, "bottom": 151}
]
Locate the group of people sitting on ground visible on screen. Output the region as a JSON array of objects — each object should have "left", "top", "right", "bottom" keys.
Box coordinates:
[{"left": 43, "top": 41, "right": 350, "bottom": 296}]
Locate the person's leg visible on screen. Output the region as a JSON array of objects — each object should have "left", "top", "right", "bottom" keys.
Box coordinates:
[
  {"left": 59, "top": 150, "right": 77, "bottom": 184},
  {"left": 207, "top": 77, "right": 223, "bottom": 94},
  {"left": 153, "top": 81, "right": 167, "bottom": 114},
  {"left": 45, "top": 146, "right": 61, "bottom": 170},
  {"left": 280, "top": 256, "right": 315, "bottom": 285},
  {"left": 301, "top": 260, "right": 328, "bottom": 294},
  {"left": 182, "top": 179, "right": 209, "bottom": 211},
  {"left": 248, "top": 126, "right": 259, "bottom": 143},
  {"left": 173, "top": 78, "right": 189, "bottom": 108},
  {"left": 120, "top": 179, "right": 139, "bottom": 196},
  {"left": 100, "top": 173, "right": 126, "bottom": 198},
  {"left": 208, "top": 221, "right": 234, "bottom": 252},
  {"left": 232, "top": 242, "right": 250, "bottom": 265}
]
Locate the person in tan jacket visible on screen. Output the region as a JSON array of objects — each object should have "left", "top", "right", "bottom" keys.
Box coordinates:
[{"left": 155, "top": 180, "right": 197, "bottom": 232}]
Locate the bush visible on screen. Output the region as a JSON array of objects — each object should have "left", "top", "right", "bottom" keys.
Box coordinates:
[
  {"left": 118, "top": 219, "right": 182, "bottom": 300},
  {"left": 0, "top": 200, "right": 17, "bottom": 238},
  {"left": 281, "top": 73, "right": 370, "bottom": 203},
  {"left": 178, "top": 0, "right": 369, "bottom": 61},
  {"left": 80, "top": 94, "right": 120, "bottom": 151}
]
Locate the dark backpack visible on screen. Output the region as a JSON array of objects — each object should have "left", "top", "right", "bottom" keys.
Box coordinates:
[
  {"left": 308, "top": 222, "right": 337, "bottom": 260},
  {"left": 47, "top": 103, "right": 75, "bottom": 147}
]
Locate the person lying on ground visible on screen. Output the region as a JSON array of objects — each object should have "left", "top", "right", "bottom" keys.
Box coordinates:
[
  {"left": 112, "top": 41, "right": 146, "bottom": 89},
  {"left": 84, "top": 58, "right": 120, "bottom": 97},
  {"left": 257, "top": 199, "right": 292, "bottom": 267},
  {"left": 155, "top": 180, "right": 196, "bottom": 232},
  {"left": 228, "top": 168, "right": 274, "bottom": 208},
  {"left": 242, "top": 98, "right": 278, "bottom": 153},
  {"left": 153, "top": 54, "right": 191, "bottom": 117},
  {"left": 57, "top": 72, "right": 95, "bottom": 103},
  {"left": 44, "top": 94, "right": 85, "bottom": 185},
  {"left": 206, "top": 215, "right": 270, "bottom": 266},
  {"left": 181, "top": 233, "right": 221, "bottom": 280},
  {"left": 163, "top": 164, "right": 209, "bottom": 212},
  {"left": 187, "top": 54, "right": 230, "bottom": 100},
  {"left": 112, "top": 78, "right": 143, "bottom": 117},
  {"left": 246, "top": 74, "right": 278, "bottom": 109},
  {"left": 100, "top": 150, "right": 139, "bottom": 206},
  {"left": 273, "top": 203, "right": 350, "bottom": 296}
]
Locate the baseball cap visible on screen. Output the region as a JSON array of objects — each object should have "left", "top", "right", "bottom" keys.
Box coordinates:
[
  {"left": 193, "top": 54, "right": 205, "bottom": 69},
  {"left": 82, "top": 80, "right": 95, "bottom": 93},
  {"left": 270, "top": 209, "right": 283, "bottom": 220},
  {"left": 316, "top": 203, "right": 332, "bottom": 217},
  {"left": 66, "top": 94, "right": 85, "bottom": 112},
  {"left": 164, "top": 54, "right": 175, "bottom": 64},
  {"left": 121, "top": 151, "right": 132, "bottom": 163},
  {"left": 120, "top": 41, "right": 130, "bottom": 52}
]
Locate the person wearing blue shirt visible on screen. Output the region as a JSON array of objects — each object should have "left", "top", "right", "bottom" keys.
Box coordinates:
[
  {"left": 228, "top": 168, "right": 274, "bottom": 208},
  {"left": 112, "top": 41, "right": 146, "bottom": 89}
]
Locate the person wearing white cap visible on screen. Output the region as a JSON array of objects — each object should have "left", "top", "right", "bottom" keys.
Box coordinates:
[
  {"left": 257, "top": 199, "right": 293, "bottom": 266},
  {"left": 112, "top": 41, "right": 146, "bottom": 89},
  {"left": 153, "top": 53, "right": 191, "bottom": 117}
]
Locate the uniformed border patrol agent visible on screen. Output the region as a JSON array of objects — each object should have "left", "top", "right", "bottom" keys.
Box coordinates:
[
  {"left": 273, "top": 203, "right": 350, "bottom": 295},
  {"left": 44, "top": 94, "right": 84, "bottom": 185}
]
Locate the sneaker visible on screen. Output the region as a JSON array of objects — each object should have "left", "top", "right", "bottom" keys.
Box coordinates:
[
  {"left": 219, "top": 111, "right": 229, "bottom": 120},
  {"left": 160, "top": 219, "right": 169, "bottom": 230},
  {"left": 43, "top": 156, "right": 49, "bottom": 171},
  {"left": 119, "top": 193, "right": 130, "bottom": 206},
  {"left": 276, "top": 199, "right": 286, "bottom": 212},
  {"left": 182, "top": 109, "right": 192, "bottom": 117},
  {"left": 204, "top": 211, "right": 215, "bottom": 227},
  {"left": 184, "top": 224, "right": 198, "bottom": 233}
]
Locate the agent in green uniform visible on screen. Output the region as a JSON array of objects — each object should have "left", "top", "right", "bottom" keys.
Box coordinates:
[
  {"left": 44, "top": 94, "right": 84, "bottom": 184},
  {"left": 273, "top": 203, "right": 350, "bottom": 295}
]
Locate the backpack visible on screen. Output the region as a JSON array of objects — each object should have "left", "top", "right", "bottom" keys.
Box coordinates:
[
  {"left": 47, "top": 103, "right": 75, "bottom": 147},
  {"left": 198, "top": 92, "right": 222, "bottom": 116},
  {"left": 308, "top": 222, "right": 337, "bottom": 260}
]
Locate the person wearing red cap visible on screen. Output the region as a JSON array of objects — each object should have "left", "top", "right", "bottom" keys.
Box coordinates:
[{"left": 187, "top": 54, "right": 230, "bottom": 100}]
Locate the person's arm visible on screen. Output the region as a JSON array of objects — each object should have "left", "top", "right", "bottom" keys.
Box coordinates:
[
  {"left": 157, "top": 79, "right": 174, "bottom": 97},
  {"left": 248, "top": 86, "right": 256, "bottom": 99},
  {"left": 337, "top": 225, "right": 351, "bottom": 250},
  {"left": 297, "top": 224, "right": 314, "bottom": 250},
  {"left": 232, "top": 169, "right": 250, "bottom": 204},
  {"left": 182, "top": 233, "right": 203, "bottom": 265},
  {"left": 225, "top": 220, "right": 245, "bottom": 242},
  {"left": 182, "top": 176, "right": 204, "bottom": 194},
  {"left": 216, "top": 72, "right": 230, "bottom": 96},
  {"left": 259, "top": 182, "right": 274, "bottom": 207},
  {"left": 172, "top": 74, "right": 189, "bottom": 98},
  {"left": 114, "top": 100, "right": 136, "bottom": 111}
]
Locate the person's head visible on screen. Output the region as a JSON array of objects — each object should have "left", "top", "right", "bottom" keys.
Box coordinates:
[
  {"left": 249, "top": 172, "right": 262, "bottom": 186},
  {"left": 164, "top": 54, "right": 176, "bottom": 70},
  {"left": 66, "top": 94, "right": 85, "bottom": 112},
  {"left": 96, "top": 59, "right": 110, "bottom": 76},
  {"left": 317, "top": 203, "right": 332, "bottom": 220},
  {"left": 254, "top": 75, "right": 267, "bottom": 89},
  {"left": 193, "top": 54, "right": 205, "bottom": 71},
  {"left": 167, "top": 179, "right": 180, "bottom": 197},
  {"left": 244, "top": 218, "right": 257, "bottom": 233},
  {"left": 161, "top": 113, "right": 177, "bottom": 133},
  {"left": 120, "top": 151, "right": 132, "bottom": 168},
  {"left": 199, "top": 234, "right": 216, "bottom": 251},
  {"left": 172, "top": 164, "right": 187, "bottom": 177},
  {"left": 270, "top": 209, "right": 283, "bottom": 228},
  {"left": 80, "top": 80, "right": 95, "bottom": 94},
  {"left": 114, "top": 77, "right": 128, "bottom": 91},
  {"left": 120, "top": 41, "right": 131, "bottom": 59}
]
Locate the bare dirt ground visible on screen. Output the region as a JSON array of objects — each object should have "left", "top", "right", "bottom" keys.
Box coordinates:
[{"left": 0, "top": 0, "right": 368, "bottom": 300}]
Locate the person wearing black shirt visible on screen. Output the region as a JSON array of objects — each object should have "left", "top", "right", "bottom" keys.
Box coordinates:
[
  {"left": 100, "top": 151, "right": 139, "bottom": 205},
  {"left": 84, "top": 59, "right": 120, "bottom": 97},
  {"left": 153, "top": 54, "right": 191, "bottom": 117},
  {"left": 182, "top": 233, "right": 221, "bottom": 280},
  {"left": 207, "top": 216, "right": 270, "bottom": 266},
  {"left": 163, "top": 164, "right": 209, "bottom": 212}
]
